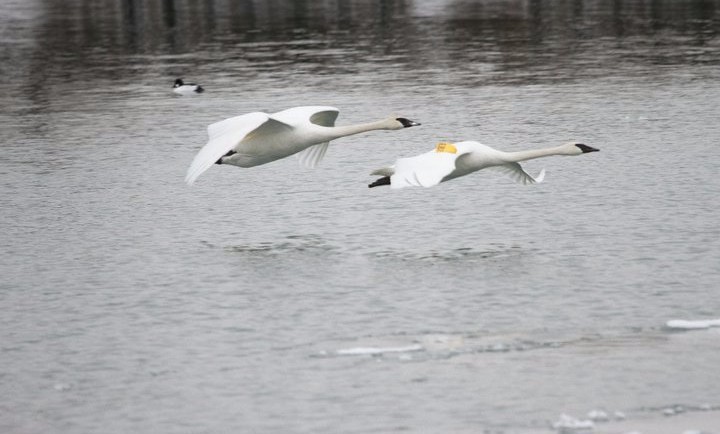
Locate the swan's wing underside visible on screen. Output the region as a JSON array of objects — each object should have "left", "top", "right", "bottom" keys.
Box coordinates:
[
  {"left": 489, "top": 163, "right": 545, "bottom": 185},
  {"left": 309, "top": 109, "right": 339, "bottom": 127},
  {"left": 295, "top": 108, "right": 340, "bottom": 168},
  {"left": 296, "top": 142, "right": 330, "bottom": 168},
  {"left": 185, "top": 112, "right": 269, "bottom": 185},
  {"left": 247, "top": 116, "right": 295, "bottom": 139},
  {"left": 271, "top": 106, "right": 339, "bottom": 126},
  {"left": 390, "top": 150, "right": 462, "bottom": 189}
]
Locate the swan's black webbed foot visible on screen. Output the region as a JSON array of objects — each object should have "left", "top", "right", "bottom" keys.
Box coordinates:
[
  {"left": 215, "top": 150, "right": 237, "bottom": 165},
  {"left": 368, "top": 176, "right": 391, "bottom": 188}
]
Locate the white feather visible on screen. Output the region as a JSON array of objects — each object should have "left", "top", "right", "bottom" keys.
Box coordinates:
[
  {"left": 296, "top": 142, "right": 330, "bottom": 168},
  {"left": 489, "top": 164, "right": 545, "bottom": 185}
]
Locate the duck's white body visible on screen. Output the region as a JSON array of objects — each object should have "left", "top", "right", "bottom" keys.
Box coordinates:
[
  {"left": 173, "top": 78, "right": 204, "bottom": 94},
  {"left": 369, "top": 141, "right": 598, "bottom": 189},
  {"left": 185, "top": 106, "right": 419, "bottom": 185}
]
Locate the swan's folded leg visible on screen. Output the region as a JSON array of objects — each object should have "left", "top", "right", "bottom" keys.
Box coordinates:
[{"left": 368, "top": 176, "right": 391, "bottom": 188}]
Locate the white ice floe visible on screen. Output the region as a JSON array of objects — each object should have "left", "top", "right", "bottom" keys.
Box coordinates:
[
  {"left": 552, "top": 414, "right": 594, "bottom": 433},
  {"left": 335, "top": 344, "right": 423, "bottom": 356},
  {"left": 613, "top": 410, "right": 626, "bottom": 420},
  {"left": 662, "top": 407, "right": 675, "bottom": 416},
  {"left": 666, "top": 319, "right": 720, "bottom": 330},
  {"left": 419, "top": 334, "right": 464, "bottom": 350},
  {"left": 587, "top": 409, "right": 609, "bottom": 422}
]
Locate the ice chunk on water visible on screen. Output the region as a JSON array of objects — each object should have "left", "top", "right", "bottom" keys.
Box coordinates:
[
  {"left": 552, "top": 414, "right": 594, "bottom": 433},
  {"left": 666, "top": 319, "right": 720, "bottom": 329},
  {"left": 587, "top": 410, "right": 609, "bottom": 422},
  {"left": 336, "top": 344, "right": 423, "bottom": 356}
]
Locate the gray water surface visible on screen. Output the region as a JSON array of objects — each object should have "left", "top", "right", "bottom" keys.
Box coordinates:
[{"left": 2, "top": 1, "right": 720, "bottom": 433}]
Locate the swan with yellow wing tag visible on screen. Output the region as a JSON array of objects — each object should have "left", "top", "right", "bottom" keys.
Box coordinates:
[{"left": 368, "top": 141, "right": 598, "bottom": 189}]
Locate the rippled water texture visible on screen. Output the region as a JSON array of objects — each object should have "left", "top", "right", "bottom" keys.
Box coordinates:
[{"left": 1, "top": 1, "right": 720, "bottom": 433}]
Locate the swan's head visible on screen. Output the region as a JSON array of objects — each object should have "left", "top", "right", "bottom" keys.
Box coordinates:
[
  {"left": 564, "top": 142, "right": 599, "bottom": 155},
  {"left": 390, "top": 117, "right": 421, "bottom": 129},
  {"left": 397, "top": 117, "right": 420, "bottom": 128},
  {"left": 174, "top": 78, "right": 184, "bottom": 88}
]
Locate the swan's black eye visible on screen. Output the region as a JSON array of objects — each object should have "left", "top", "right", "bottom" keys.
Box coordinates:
[
  {"left": 576, "top": 144, "right": 599, "bottom": 153},
  {"left": 396, "top": 118, "right": 420, "bottom": 128}
]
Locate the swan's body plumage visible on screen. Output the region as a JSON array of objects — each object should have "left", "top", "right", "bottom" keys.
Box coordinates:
[
  {"left": 369, "top": 141, "right": 598, "bottom": 189},
  {"left": 185, "top": 106, "right": 419, "bottom": 185}
]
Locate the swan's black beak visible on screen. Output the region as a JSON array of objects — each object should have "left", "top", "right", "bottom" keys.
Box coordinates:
[
  {"left": 396, "top": 118, "right": 421, "bottom": 128},
  {"left": 576, "top": 144, "right": 599, "bottom": 153}
]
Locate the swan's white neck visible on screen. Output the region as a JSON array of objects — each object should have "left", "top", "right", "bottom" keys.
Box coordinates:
[
  {"left": 319, "top": 118, "right": 396, "bottom": 141},
  {"left": 502, "top": 145, "right": 573, "bottom": 163}
]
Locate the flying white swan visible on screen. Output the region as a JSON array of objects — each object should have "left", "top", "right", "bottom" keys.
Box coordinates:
[
  {"left": 185, "top": 106, "right": 420, "bottom": 185},
  {"left": 368, "top": 141, "right": 598, "bottom": 189}
]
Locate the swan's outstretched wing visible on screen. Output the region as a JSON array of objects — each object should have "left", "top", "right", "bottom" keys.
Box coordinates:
[
  {"left": 390, "top": 149, "right": 462, "bottom": 189},
  {"left": 271, "top": 106, "right": 339, "bottom": 126},
  {"left": 206, "top": 113, "right": 267, "bottom": 141},
  {"left": 489, "top": 163, "right": 545, "bottom": 185},
  {"left": 296, "top": 142, "right": 330, "bottom": 168},
  {"left": 309, "top": 109, "right": 339, "bottom": 127},
  {"left": 272, "top": 106, "right": 338, "bottom": 168},
  {"left": 185, "top": 112, "right": 269, "bottom": 185}
]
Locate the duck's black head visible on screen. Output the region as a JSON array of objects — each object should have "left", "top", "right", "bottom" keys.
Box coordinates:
[
  {"left": 174, "top": 78, "right": 184, "bottom": 88},
  {"left": 396, "top": 118, "right": 421, "bottom": 128},
  {"left": 575, "top": 143, "right": 599, "bottom": 153}
]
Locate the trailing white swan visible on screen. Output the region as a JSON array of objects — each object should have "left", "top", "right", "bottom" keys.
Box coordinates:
[
  {"left": 368, "top": 141, "right": 598, "bottom": 189},
  {"left": 185, "top": 106, "right": 419, "bottom": 185}
]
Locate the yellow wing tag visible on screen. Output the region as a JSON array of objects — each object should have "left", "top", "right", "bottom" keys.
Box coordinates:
[{"left": 435, "top": 142, "right": 457, "bottom": 154}]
